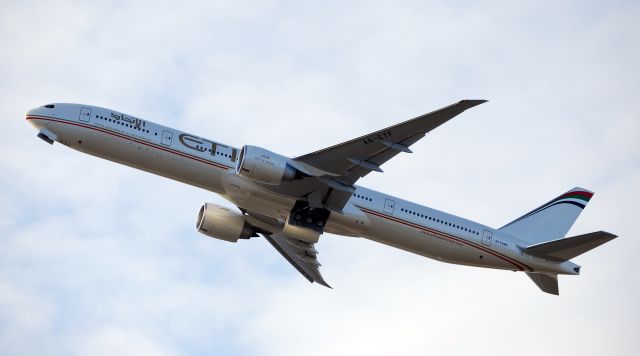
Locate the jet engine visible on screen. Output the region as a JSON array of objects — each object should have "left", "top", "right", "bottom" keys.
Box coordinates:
[
  {"left": 235, "top": 145, "right": 298, "bottom": 185},
  {"left": 196, "top": 203, "right": 256, "bottom": 242}
]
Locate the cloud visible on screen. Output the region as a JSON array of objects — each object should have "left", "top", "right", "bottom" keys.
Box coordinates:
[{"left": 1, "top": 1, "right": 638, "bottom": 355}]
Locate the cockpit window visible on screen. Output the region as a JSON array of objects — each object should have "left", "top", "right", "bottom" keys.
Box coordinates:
[{"left": 42, "top": 104, "right": 55, "bottom": 108}]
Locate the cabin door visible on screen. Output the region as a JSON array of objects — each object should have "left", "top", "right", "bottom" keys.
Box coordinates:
[
  {"left": 481, "top": 230, "right": 493, "bottom": 246},
  {"left": 384, "top": 198, "right": 395, "bottom": 214},
  {"left": 161, "top": 130, "right": 173, "bottom": 146},
  {"left": 79, "top": 107, "right": 92, "bottom": 122}
]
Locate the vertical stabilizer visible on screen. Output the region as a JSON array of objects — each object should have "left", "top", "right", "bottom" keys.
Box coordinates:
[{"left": 499, "top": 187, "right": 593, "bottom": 244}]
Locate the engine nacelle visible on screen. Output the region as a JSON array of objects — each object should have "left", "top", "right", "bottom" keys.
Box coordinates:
[
  {"left": 235, "top": 145, "right": 297, "bottom": 185},
  {"left": 196, "top": 203, "right": 254, "bottom": 242}
]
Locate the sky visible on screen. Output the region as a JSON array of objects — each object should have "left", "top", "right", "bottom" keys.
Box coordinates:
[{"left": 1, "top": 1, "right": 639, "bottom": 355}]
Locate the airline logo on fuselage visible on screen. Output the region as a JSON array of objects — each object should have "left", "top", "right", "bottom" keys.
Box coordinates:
[
  {"left": 178, "top": 133, "right": 237, "bottom": 161},
  {"left": 111, "top": 112, "right": 145, "bottom": 128}
]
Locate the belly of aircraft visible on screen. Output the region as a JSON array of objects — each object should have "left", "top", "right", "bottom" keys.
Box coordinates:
[{"left": 362, "top": 212, "right": 518, "bottom": 271}]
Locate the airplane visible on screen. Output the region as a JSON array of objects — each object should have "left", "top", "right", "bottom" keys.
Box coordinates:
[{"left": 25, "top": 100, "right": 617, "bottom": 295}]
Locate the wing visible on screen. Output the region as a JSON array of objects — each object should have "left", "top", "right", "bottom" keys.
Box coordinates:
[
  {"left": 260, "top": 100, "right": 486, "bottom": 212},
  {"left": 240, "top": 209, "right": 330, "bottom": 287},
  {"left": 263, "top": 232, "right": 331, "bottom": 288},
  {"left": 295, "top": 99, "right": 487, "bottom": 186}
]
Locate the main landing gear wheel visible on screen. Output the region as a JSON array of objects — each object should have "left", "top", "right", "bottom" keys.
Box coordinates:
[{"left": 288, "top": 200, "right": 331, "bottom": 234}]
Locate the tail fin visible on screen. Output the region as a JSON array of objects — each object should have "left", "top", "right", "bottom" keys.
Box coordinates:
[{"left": 499, "top": 187, "right": 594, "bottom": 244}]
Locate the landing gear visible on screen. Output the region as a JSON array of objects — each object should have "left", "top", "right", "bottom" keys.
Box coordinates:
[{"left": 288, "top": 200, "right": 331, "bottom": 234}]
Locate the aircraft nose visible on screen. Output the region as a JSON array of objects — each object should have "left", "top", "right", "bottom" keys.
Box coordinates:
[
  {"left": 25, "top": 107, "right": 39, "bottom": 117},
  {"left": 25, "top": 104, "right": 55, "bottom": 118}
]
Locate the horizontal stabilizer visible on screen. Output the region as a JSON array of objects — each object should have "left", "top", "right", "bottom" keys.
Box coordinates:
[
  {"left": 527, "top": 273, "right": 559, "bottom": 295},
  {"left": 524, "top": 231, "right": 617, "bottom": 262}
]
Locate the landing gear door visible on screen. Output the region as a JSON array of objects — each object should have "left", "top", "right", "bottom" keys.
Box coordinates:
[
  {"left": 481, "top": 229, "right": 493, "bottom": 246},
  {"left": 79, "top": 107, "right": 92, "bottom": 122},
  {"left": 384, "top": 198, "right": 395, "bottom": 214},
  {"left": 161, "top": 130, "right": 173, "bottom": 146}
]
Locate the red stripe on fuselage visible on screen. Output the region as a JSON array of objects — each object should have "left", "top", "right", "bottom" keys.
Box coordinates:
[
  {"left": 26, "top": 116, "right": 233, "bottom": 171},
  {"left": 359, "top": 207, "right": 532, "bottom": 271}
]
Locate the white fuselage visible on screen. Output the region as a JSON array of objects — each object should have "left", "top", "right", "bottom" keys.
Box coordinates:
[{"left": 26, "top": 103, "right": 579, "bottom": 275}]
